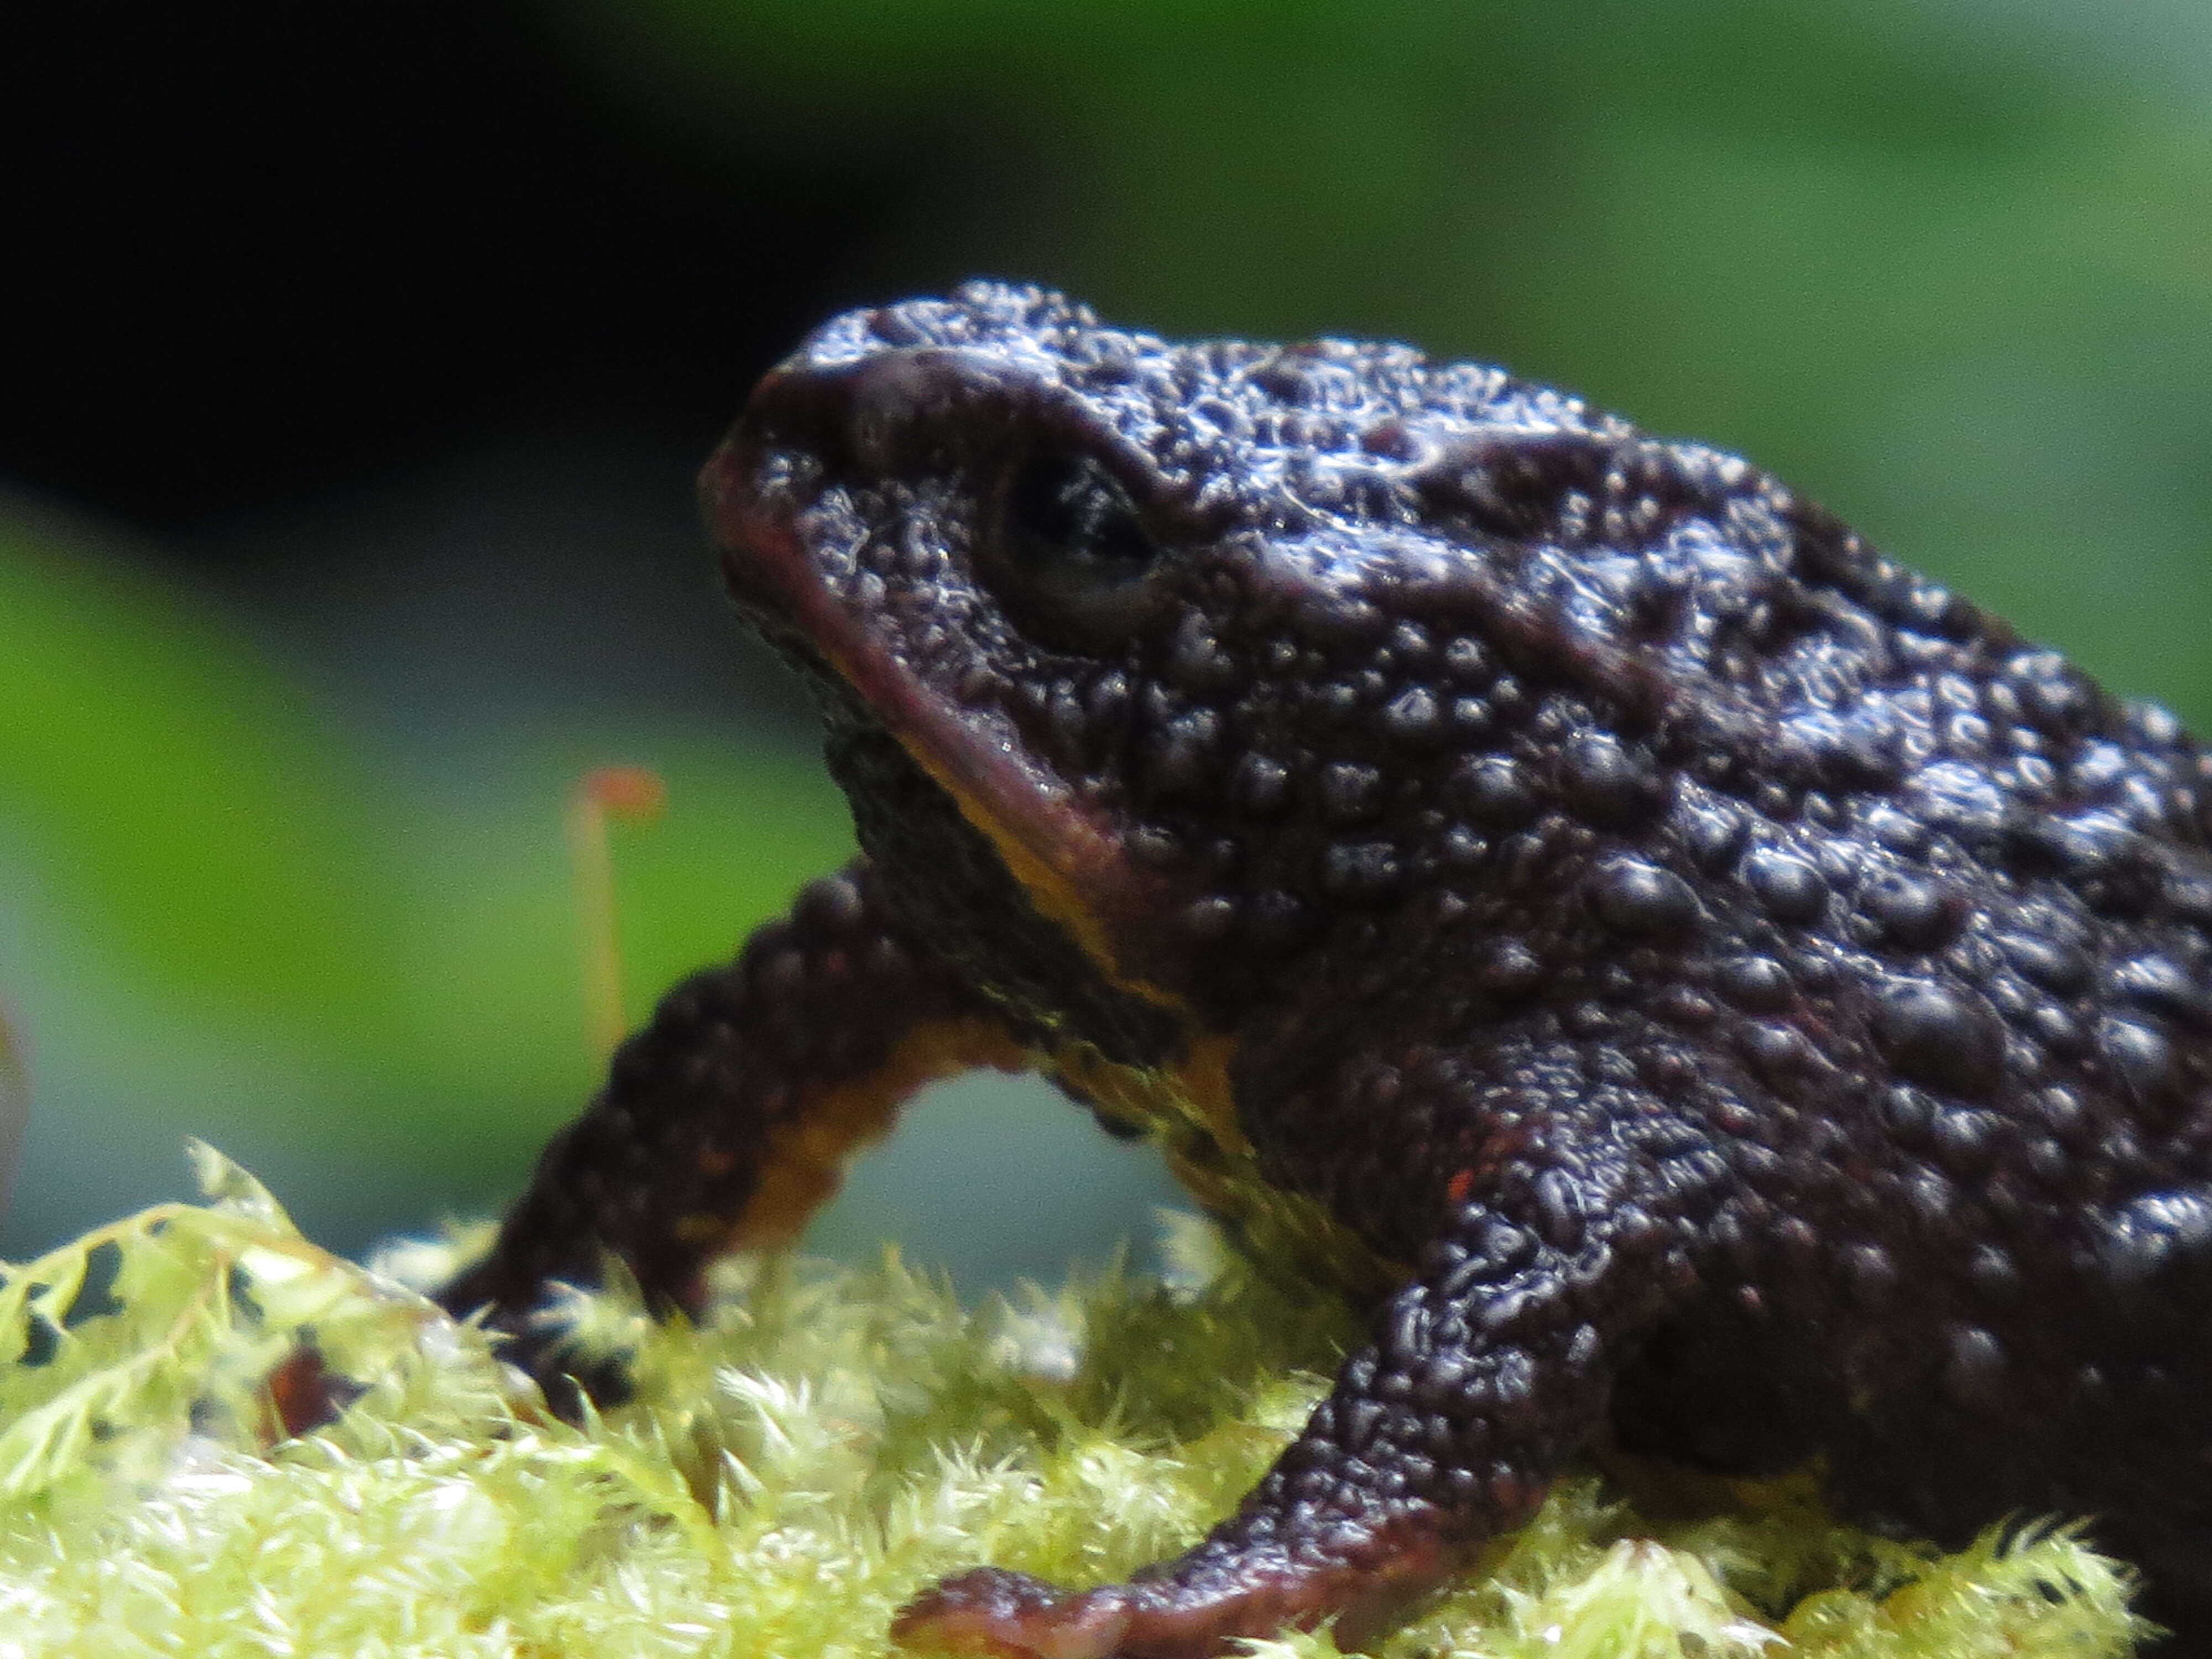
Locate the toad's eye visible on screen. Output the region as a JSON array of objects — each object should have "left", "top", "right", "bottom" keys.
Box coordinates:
[{"left": 998, "top": 452, "right": 1162, "bottom": 624}]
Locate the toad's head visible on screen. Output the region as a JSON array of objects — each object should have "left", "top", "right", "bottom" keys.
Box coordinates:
[{"left": 702, "top": 280, "right": 1743, "bottom": 1062}]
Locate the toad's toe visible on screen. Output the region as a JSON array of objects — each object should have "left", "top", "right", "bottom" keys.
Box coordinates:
[{"left": 892, "top": 1569, "right": 1134, "bottom": 1659}]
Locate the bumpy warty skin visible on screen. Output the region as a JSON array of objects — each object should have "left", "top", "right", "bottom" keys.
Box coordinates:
[{"left": 450, "top": 280, "right": 2212, "bottom": 1657}]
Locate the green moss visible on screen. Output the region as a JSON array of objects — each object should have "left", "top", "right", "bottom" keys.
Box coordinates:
[{"left": 0, "top": 1150, "right": 2150, "bottom": 1656}]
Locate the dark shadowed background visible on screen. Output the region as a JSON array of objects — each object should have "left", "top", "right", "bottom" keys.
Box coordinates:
[{"left": 3, "top": 0, "right": 2208, "bottom": 1289}]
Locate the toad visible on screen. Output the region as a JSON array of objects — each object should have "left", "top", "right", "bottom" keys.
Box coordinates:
[{"left": 441, "top": 282, "right": 2212, "bottom": 1656}]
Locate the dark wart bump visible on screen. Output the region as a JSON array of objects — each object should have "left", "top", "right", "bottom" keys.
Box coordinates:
[
  {"left": 1357, "top": 419, "right": 1417, "bottom": 461},
  {"left": 1943, "top": 1325, "right": 2007, "bottom": 1405},
  {"left": 1968, "top": 1244, "right": 2020, "bottom": 1299},
  {"left": 1741, "top": 1021, "right": 1812, "bottom": 1084},
  {"left": 1653, "top": 986, "right": 1716, "bottom": 1029},
  {"left": 1319, "top": 761, "right": 1384, "bottom": 821},
  {"left": 1713, "top": 956, "right": 1793, "bottom": 1012},
  {"left": 1144, "top": 712, "right": 1220, "bottom": 796},
  {"left": 1416, "top": 428, "right": 1614, "bottom": 542},
  {"left": 1863, "top": 804, "right": 1932, "bottom": 857},
  {"left": 1680, "top": 804, "right": 1749, "bottom": 875},
  {"left": 1559, "top": 733, "right": 1657, "bottom": 826},
  {"left": 1451, "top": 696, "right": 1497, "bottom": 736},
  {"left": 2112, "top": 954, "right": 2211, "bottom": 1030},
  {"left": 1743, "top": 849, "right": 1829, "bottom": 926},
  {"left": 1533, "top": 1168, "right": 1587, "bottom": 1250},
  {"left": 1996, "top": 931, "right": 2091, "bottom": 995},
  {"left": 2031, "top": 1004, "right": 2089, "bottom": 1058},
  {"left": 1440, "top": 828, "right": 1487, "bottom": 869},
  {"left": 1478, "top": 939, "right": 1545, "bottom": 995},
  {"left": 1441, "top": 635, "right": 1493, "bottom": 682},
  {"left": 2100, "top": 1191, "right": 2212, "bottom": 1287},
  {"left": 2002, "top": 809, "right": 2135, "bottom": 881},
  {"left": 1181, "top": 896, "right": 1238, "bottom": 942},
  {"left": 1232, "top": 753, "right": 1292, "bottom": 815},
  {"left": 1247, "top": 889, "right": 1306, "bottom": 942},
  {"left": 1323, "top": 841, "right": 1402, "bottom": 895},
  {"left": 1447, "top": 757, "right": 1540, "bottom": 827},
  {"left": 2036, "top": 1084, "right": 2088, "bottom": 1139},
  {"left": 1881, "top": 1083, "right": 1934, "bottom": 1139},
  {"left": 1167, "top": 625, "right": 1240, "bottom": 695},
  {"left": 2025, "top": 1134, "right": 2070, "bottom": 1183},
  {"left": 1381, "top": 686, "right": 1445, "bottom": 745},
  {"left": 1861, "top": 872, "right": 1963, "bottom": 953},
  {"left": 1908, "top": 1167, "right": 1959, "bottom": 1229},
  {"left": 2101, "top": 1018, "right": 2178, "bottom": 1100},
  {"left": 1588, "top": 858, "right": 1700, "bottom": 938},
  {"left": 2173, "top": 873, "right": 2212, "bottom": 926},
  {"left": 1845, "top": 1243, "right": 1898, "bottom": 1307},
  {"left": 1930, "top": 1107, "right": 1994, "bottom": 1175},
  {"left": 1873, "top": 983, "right": 2005, "bottom": 1098}
]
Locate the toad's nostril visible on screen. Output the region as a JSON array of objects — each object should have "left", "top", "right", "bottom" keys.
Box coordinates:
[
  {"left": 848, "top": 353, "right": 956, "bottom": 473},
  {"left": 728, "top": 360, "right": 863, "bottom": 469},
  {"left": 737, "top": 346, "right": 1032, "bottom": 479}
]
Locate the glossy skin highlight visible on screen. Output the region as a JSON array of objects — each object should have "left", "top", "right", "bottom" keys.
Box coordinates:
[{"left": 444, "top": 283, "right": 2212, "bottom": 1655}]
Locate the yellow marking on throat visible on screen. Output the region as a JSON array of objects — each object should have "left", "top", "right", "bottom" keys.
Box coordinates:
[
  {"left": 1055, "top": 1034, "right": 1403, "bottom": 1302},
  {"left": 894, "top": 734, "right": 1401, "bottom": 1297},
  {"left": 904, "top": 746, "right": 1274, "bottom": 1225},
  {"left": 911, "top": 744, "right": 1144, "bottom": 994},
  {"left": 693, "top": 1014, "right": 1031, "bottom": 1256}
]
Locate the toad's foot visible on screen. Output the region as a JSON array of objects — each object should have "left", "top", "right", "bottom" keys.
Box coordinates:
[
  {"left": 895, "top": 1149, "right": 1684, "bottom": 1657},
  {"left": 892, "top": 1536, "right": 1450, "bottom": 1659}
]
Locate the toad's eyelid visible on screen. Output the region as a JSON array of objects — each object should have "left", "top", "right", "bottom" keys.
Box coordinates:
[
  {"left": 846, "top": 350, "right": 1183, "bottom": 503},
  {"left": 749, "top": 346, "right": 1219, "bottom": 542}
]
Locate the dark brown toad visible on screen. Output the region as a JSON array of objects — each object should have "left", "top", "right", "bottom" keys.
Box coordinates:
[{"left": 442, "top": 281, "right": 2212, "bottom": 1656}]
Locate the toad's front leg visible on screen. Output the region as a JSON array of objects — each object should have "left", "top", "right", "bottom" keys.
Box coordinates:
[
  {"left": 896, "top": 1096, "right": 1703, "bottom": 1659},
  {"left": 438, "top": 858, "right": 1032, "bottom": 1383}
]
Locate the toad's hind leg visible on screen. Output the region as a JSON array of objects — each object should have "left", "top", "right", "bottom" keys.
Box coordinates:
[
  {"left": 894, "top": 1159, "right": 1687, "bottom": 1659},
  {"left": 437, "top": 859, "right": 1031, "bottom": 1387}
]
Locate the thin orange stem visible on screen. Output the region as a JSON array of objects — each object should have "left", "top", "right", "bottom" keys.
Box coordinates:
[{"left": 567, "top": 766, "right": 668, "bottom": 1066}]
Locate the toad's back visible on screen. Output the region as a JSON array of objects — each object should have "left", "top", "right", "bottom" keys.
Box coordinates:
[{"left": 447, "top": 283, "right": 2212, "bottom": 1655}]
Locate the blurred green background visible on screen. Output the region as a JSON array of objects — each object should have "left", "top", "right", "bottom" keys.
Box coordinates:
[{"left": 2, "top": 0, "right": 2208, "bottom": 1289}]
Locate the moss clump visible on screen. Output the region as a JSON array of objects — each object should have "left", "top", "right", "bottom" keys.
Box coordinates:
[{"left": 0, "top": 1147, "right": 2150, "bottom": 1657}]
